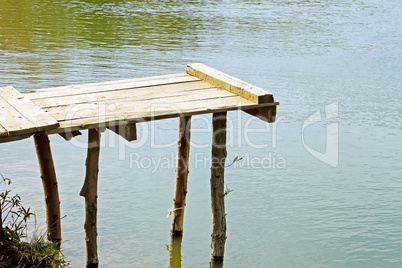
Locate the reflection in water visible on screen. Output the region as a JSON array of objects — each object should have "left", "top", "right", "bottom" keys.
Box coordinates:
[
  {"left": 0, "top": 0, "right": 202, "bottom": 51},
  {"left": 0, "top": 0, "right": 205, "bottom": 90},
  {"left": 210, "top": 258, "right": 224, "bottom": 268},
  {"left": 168, "top": 234, "right": 225, "bottom": 268},
  {"left": 1, "top": 0, "right": 402, "bottom": 267},
  {"left": 169, "top": 235, "right": 182, "bottom": 268}
]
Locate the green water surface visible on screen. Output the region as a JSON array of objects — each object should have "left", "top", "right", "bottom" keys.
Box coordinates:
[{"left": 1, "top": 0, "right": 401, "bottom": 267}]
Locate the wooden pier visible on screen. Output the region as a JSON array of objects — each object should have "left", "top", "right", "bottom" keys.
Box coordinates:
[{"left": 0, "top": 63, "right": 278, "bottom": 267}]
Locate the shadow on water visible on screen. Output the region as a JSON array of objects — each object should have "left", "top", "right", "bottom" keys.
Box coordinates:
[{"left": 168, "top": 234, "right": 224, "bottom": 268}]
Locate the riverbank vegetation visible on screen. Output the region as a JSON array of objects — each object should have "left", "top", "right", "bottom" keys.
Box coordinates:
[{"left": 0, "top": 174, "right": 68, "bottom": 267}]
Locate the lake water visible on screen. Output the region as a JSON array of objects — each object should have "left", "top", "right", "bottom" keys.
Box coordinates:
[{"left": 1, "top": 0, "right": 401, "bottom": 267}]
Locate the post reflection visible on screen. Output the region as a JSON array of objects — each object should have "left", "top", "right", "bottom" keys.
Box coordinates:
[
  {"left": 169, "top": 235, "right": 183, "bottom": 268},
  {"left": 168, "top": 234, "right": 225, "bottom": 268},
  {"left": 210, "top": 258, "right": 224, "bottom": 268}
]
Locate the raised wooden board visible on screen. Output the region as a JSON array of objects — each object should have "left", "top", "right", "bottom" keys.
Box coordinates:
[
  {"left": 186, "top": 63, "right": 274, "bottom": 104},
  {"left": 0, "top": 86, "right": 59, "bottom": 141}
]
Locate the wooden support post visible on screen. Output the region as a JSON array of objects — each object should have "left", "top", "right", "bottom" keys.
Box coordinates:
[
  {"left": 33, "top": 131, "right": 62, "bottom": 245},
  {"left": 171, "top": 116, "right": 192, "bottom": 235},
  {"left": 210, "top": 112, "right": 227, "bottom": 260},
  {"left": 80, "top": 129, "right": 101, "bottom": 268}
]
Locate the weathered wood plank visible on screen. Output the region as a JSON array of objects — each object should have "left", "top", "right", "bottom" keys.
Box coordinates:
[
  {"left": 243, "top": 106, "right": 277, "bottom": 123},
  {"left": 51, "top": 96, "right": 277, "bottom": 125},
  {"left": 186, "top": 63, "right": 274, "bottom": 104},
  {"left": 0, "top": 86, "right": 59, "bottom": 132},
  {"left": 15, "top": 63, "right": 278, "bottom": 137},
  {"left": 0, "top": 94, "right": 36, "bottom": 136},
  {"left": 31, "top": 81, "right": 213, "bottom": 108},
  {"left": 27, "top": 73, "right": 199, "bottom": 100},
  {"left": 0, "top": 133, "right": 33, "bottom": 143},
  {"left": 41, "top": 87, "right": 236, "bottom": 120},
  {"left": 31, "top": 73, "right": 191, "bottom": 93},
  {"left": 46, "top": 97, "right": 277, "bottom": 134}
]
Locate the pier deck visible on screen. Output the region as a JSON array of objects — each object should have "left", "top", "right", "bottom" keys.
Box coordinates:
[
  {"left": 0, "top": 63, "right": 278, "bottom": 266},
  {"left": 0, "top": 86, "right": 59, "bottom": 140},
  {"left": 1, "top": 63, "right": 277, "bottom": 142}
]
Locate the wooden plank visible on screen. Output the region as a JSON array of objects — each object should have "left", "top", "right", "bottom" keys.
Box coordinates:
[
  {"left": 32, "top": 80, "right": 213, "bottom": 108},
  {"left": 0, "top": 94, "right": 36, "bottom": 136},
  {"left": 48, "top": 97, "right": 277, "bottom": 134},
  {"left": 63, "top": 96, "right": 274, "bottom": 126},
  {"left": 42, "top": 87, "right": 237, "bottom": 121},
  {"left": 0, "top": 133, "right": 32, "bottom": 143},
  {"left": 46, "top": 90, "right": 238, "bottom": 121},
  {"left": 0, "top": 86, "right": 59, "bottom": 133},
  {"left": 14, "top": 63, "right": 279, "bottom": 136},
  {"left": 31, "top": 72, "right": 191, "bottom": 93},
  {"left": 186, "top": 63, "right": 274, "bottom": 104},
  {"left": 27, "top": 73, "right": 200, "bottom": 100},
  {"left": 243, "top": 106, "right": 277, "bottom": 123}
]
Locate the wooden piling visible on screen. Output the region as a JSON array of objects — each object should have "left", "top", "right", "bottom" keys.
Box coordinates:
[
  {"left": 33, "top": 131, "right": 62, "bottom": 244},
  {"left": 210, "top": 112, "right": 227, "bottom": 260},
  {"left": 80, "top": 129, "right": 101, "bottom": 268},
  {"left": 171, "top": 116, "right": 192, "bottom": 235},
  {"left": 0, "top": 63, "right": 281, "bottom": 266}
]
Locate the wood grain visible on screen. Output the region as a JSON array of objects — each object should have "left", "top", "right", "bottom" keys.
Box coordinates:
[
  {"left": 186, "top": 63, "right": 274, "bottom": 104},
  {"left": 0, "top": 86, "right": 58, "bottom": 138}
]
